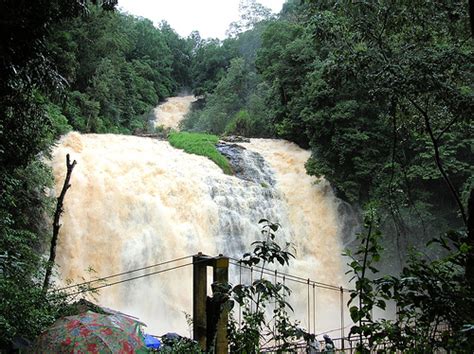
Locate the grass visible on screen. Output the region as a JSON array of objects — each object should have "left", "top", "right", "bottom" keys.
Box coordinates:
[{"left": 168, "top": 131, "right": 233, "bottom": 175}]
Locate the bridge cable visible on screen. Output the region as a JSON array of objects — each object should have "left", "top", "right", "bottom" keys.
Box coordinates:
[
  {"left": 54, "top": 254, "right": 193, "bottom": 292},
  {"left": 65, "top": 261, "right": 196, "bottom": 297},
  {"left": 229, "top": 259, "right": 351, "bottom": 293},
  {"left": 57, "top": 256, "right": 213, "bottom": 297}
]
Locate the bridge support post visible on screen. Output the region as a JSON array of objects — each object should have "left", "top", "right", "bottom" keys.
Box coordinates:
[
  {"left": 193, "top": 253, "right": 229, "bottom": 354},
  {"left": 193, "top": 253, "right": 209, "bottom": 350},
  {"left": 340, "top": 286, "right": 345, "bottom": 350},
  {"left": 213, "top": 255, "right": 229, "bottom": 353}
]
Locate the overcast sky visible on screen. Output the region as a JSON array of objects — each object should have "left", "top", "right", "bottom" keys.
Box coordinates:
[{"left": 118, "top": 0, "right": 286, "bottom": 39}]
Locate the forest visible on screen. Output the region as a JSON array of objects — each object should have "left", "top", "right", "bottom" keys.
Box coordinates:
[{"left": 0, "top": 0, "right": 473, "bottom": 352}]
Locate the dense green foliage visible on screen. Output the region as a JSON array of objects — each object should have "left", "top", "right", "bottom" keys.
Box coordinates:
[
  {"left": 48, "top": 9, "right": 193, "bottom": 134},
  {"left": 182, "top": 2, "right": 276, "bottom": 137},
  {"left": 189, "top": 35, "right": 238, "bottom": 97},
  {"left": 346, "top": 206, "right": 474, "bottom": 352},
  {"left": 267, "top": 0, "right": 472, "bottom": 265},
  {"left": 183, "top": 51, "right": 275, "bottom": 138},
  {"left": 278, "top": 1, "right": 473, "bottom": 208},
  {"left": 0, "top": 0, "right": 117, "bottom": 349},
  {"left": 168, "top": 132, "right": 232, "bottom": 175},
  {"left": 183, "top": 0, "right": 473, "bottom": 267}
]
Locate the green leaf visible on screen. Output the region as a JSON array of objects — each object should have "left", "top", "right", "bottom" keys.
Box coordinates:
[{"left": 350, "top": 306, "right": 361, "bottom": 322}]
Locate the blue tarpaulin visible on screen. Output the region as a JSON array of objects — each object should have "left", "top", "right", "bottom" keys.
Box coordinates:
[{"left": 144, "top": 334, "right": 161, "bottom": 349}]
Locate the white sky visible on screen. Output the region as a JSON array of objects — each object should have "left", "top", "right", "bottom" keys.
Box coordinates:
[{"left": 118, "top": 0, "right": 286, "bottom": 39}]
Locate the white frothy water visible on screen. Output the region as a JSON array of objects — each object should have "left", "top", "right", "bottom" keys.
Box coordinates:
[{"left": 51, "top": 98, "right": 350, "bottom": 338}]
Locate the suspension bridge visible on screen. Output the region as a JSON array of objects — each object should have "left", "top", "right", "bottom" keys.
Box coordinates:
[{"left": 52, "top": 253, "right": 380, "bottom": 353}]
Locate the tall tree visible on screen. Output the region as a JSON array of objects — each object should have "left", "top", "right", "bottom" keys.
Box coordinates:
[
  {"left": 227, "top": 0, "right": 273, "bottom": 37},
  {"left": 0, "top": 1, "right": 116, "bottom": 348}
]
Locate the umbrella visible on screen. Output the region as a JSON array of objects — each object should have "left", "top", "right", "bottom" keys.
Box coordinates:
[
  {"left": 35, "top": 311, "right": 148, "bottom": 353},
  {"left": 143, "top": 334, "right": 161, "bottom": 349}
]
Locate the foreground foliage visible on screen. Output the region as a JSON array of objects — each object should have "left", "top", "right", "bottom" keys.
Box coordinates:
[
  {"left": 0, "top": 0, "right": 117, "bottom": 349},
  {"left": 226, "top": 220, "right": 306, "bottom": 352},
  {"left": 346, "top": 205, "right": 474, "bottom": 352}
]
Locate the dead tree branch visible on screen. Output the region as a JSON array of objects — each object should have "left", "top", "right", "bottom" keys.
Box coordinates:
[{"left": 43, "top": 154, "right": 77, "bottom": 293}]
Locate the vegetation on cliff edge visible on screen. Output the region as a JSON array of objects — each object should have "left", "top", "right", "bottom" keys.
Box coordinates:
[{"left": 168, "top": 131, "right": 233, "bottom": 175}]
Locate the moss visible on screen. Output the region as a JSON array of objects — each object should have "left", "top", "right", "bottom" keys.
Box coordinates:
[{"left": 168, "top": 131, "right": 232, "bottom": 175}]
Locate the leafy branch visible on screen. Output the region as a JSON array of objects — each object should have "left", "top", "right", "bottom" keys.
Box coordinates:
[{"left": 227, "top": 219, "right": 304, "bottom": 352}]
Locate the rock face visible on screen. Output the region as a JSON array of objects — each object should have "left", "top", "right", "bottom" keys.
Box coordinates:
[
  {"left": 220, "top": 135, "right": 251, "bottom": 143},
  {"left": 215, "top": 142, "right": 275, "bottom": 186},
  {"left": 132, "top": 132, "right": 167, "bottom": 140}
]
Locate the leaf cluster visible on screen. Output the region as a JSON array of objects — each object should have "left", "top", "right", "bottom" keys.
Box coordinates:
[
  {"left": 227, "top": 220, "right": 304, "bottom": 353},
  {"left": 345, "top": 205, "right": 474, "bottom": 352}
]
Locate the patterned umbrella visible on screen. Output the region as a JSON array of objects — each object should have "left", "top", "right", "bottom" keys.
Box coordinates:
[{"left": 35, "top": 311, "right": 148, "bottom": 353}]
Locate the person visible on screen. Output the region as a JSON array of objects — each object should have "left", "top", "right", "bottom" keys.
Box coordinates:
[
  {"left": 306, "top": 333, "right": 321, "bottom": 353},
  {"left": 323, "top": 334, "right": 335, "bottom": 352}
]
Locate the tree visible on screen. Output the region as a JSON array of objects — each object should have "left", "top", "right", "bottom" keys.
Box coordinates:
[
  {"left": 0, "top": 1, "right": 116, "bottom": 349},
  {"left": 47, "top": 8, "right": 189, "bottom": 134},
  {"left": 160, "top": 21, "right": 193, "bottom": 90},
  {"left": 253, "top": 1, "right": 473, "bottom": 268},
  {"left": 43, "top": 154, "right": 77, "bottom": 293},
  {"left": 186, "top": 57, "right": 253, "bottom": 133},
  {"left": 190, "top": 38, "right": 238, "bottom": 96},
  {"left": 183, "top": 18, "right": 275, "bottom": 137},
  {"left": 256, "top": 19, "right": 310, "bottom": 146},
  {"left": 227, "top": 0, "right": 273, "bottom": 38},
  {"left": 345, "top": 205, "right": 474, "bottom": 352}
]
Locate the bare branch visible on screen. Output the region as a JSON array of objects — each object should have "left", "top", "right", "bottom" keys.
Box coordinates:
[
  {"left": 43, "top": 154, "right": 77, "bottom": 293},
  {"left": 436, "top": 115, "right": 459, "bottom": 141},
  {"left": 408, "top": 98, "right": 467, "bottom": 226}
]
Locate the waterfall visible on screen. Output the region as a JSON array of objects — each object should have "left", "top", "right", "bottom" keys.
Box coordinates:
[
  {"left": 153, "top": 95, "right": 197, "bottom": 130},
  {"left": 50, "top": 98, "right": 351, "bottom": 337}
]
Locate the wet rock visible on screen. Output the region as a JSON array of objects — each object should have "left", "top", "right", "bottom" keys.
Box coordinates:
[
  {"left": 220, "top": 135, "right": 250, "bottom": 143},
  {"left": 216, "top": 142, "right": 275, "bottom": 186}
]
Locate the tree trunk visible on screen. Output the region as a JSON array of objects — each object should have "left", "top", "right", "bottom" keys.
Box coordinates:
[{"left": 43, "top": 154, "right": 77, "bottom": 293}]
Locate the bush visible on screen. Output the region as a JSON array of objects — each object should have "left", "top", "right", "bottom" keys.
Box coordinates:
[{"left": 225, "top": 110, "right": 253, "bottom": 137}]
